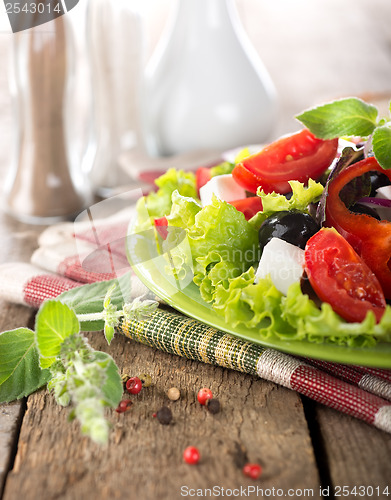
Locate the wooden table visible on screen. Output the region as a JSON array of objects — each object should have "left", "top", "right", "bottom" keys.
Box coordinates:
[{"left": 1, "top": 1, "right": 391, "bottom": 499}]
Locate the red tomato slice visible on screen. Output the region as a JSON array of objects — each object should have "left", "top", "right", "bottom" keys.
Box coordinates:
[
  {"left": 154, "top": 216, "right": 168, "bottom": 240},
  {"left": 229, "top": 197, "right": 263, "bottom": 220},
  {"left": 196, "top": 167, "right": 212, "bottom": 194},
  {"left": 232, "top": 163, "right": 288, "bottom": 194},
  {"left": 304, "top": 228, "right": 386, "bottom": 323},
  {"left": 232, "top": 129, "right": 338, "bottom": 194}
]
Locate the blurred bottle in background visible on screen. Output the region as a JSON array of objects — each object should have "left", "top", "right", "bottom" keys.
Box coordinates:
[
  {"left": 86, "top": 0, "right": 146, "bottom": 198},
  {"left": 143, "top": 0, "right": 278, "bottom": 157}
]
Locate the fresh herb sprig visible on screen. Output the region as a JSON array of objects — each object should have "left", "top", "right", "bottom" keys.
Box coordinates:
[
  {"left": 0, "top": 272, "right": 157, "bottom": 444},
  {"left": 296, "top": 97, "right": 391, "bottom": 170}
]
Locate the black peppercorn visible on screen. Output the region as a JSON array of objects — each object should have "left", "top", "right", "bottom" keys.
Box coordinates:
[
  {"left": 206, "top": 398, "right": 220, "bottom": 414},
  {"left": 156, "top": 406, "right": 173, "bottom": 425}
]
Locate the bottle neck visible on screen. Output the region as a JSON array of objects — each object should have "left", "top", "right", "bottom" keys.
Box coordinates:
[{"left": 172, "top": 0, "right": 236, "bottom": 32}]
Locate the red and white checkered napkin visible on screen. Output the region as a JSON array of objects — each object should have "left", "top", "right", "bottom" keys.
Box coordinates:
[
  {"left": 0, "top": 209, "right": 390, "bottom": 433},
  {"left": 0, "top": 206, "right": 151, "bottom": 309}
]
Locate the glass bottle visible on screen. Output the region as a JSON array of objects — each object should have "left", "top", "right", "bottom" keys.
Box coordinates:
[
  {"left": 143, "top": 0, "right": 278, "bottom": 157},
  {"left": 86, "top": 0, "right": 145, "bottom": 197},
  {"left": 4, "top": 14, "right": 91, "bottom": 224}
]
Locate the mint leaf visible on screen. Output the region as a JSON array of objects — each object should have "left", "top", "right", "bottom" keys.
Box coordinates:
[
  {"left": 296, "top": 97, "right": 378, "bottom": 139},
  {"left": 93, "top": 351, "right": 122, "bottom": 408},
  {"left": 372, "top": 123, "right": 391, "bottom": 170},
  {"left": 0, "top": 328, "right": 50, "bottom": 402},
  {"left": 35, "top": 301, "right": 80, "bottom": 369},
  {"left": 59, "top": 273, "right": 132, "bottom": 331}
]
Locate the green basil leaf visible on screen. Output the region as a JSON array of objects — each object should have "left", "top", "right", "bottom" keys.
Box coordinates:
[
  {"left": 0, "top": 328, "right": 50, "bottom": 402},
  {"left": 93, "top": 351, "right": 122, "bottom": 408},
  {"left": 372, "top": 124, "right": 391, "bottom": 170},
  {"left": 58, "top": 273, "right": 132, "bottom": 331},
  {"left": 35, "top": 301, "right": 80, "bottom": 369},
  {"left": 296, "top": 97, "right": 378, "bottom": 139}
]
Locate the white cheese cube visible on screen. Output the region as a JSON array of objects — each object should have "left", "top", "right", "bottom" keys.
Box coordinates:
[
  {"left": 255, "top": 237, "right": 305, "bottom": 296},
  {"left": 199, "top": 174, "right": 246, "bottom": 206}
]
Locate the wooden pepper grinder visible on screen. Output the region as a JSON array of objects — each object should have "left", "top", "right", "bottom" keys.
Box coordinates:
[{"left": 4, "top": 13, "right": 91, "bottom": 224}]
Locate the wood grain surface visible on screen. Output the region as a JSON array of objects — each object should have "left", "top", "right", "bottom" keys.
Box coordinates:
[
  {"left": 2, "top": 335, "right": 321, "bottom": 500},
  {"left": 1, "top": 0, "right": 391, "bottom": 499}
]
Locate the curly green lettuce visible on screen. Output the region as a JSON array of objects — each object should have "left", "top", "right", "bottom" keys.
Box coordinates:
[
  {"left": 213, "top": 272, "right": 386, "bottom": 347},
  {"left": 165, "top": 193, "right": 259, "bottom": 302},
  {"left": 166, "top": 190, "right": 202, "bottom": 228},
  {"left": 143, "top": 168, "right": 198, "bottom": 219}
]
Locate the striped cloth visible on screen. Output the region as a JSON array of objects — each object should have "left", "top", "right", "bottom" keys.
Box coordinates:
[
  {"left": 0, "top": 212, "right": 390, "bottom": 434},
  {"left": 120, "top": 309, "right": 391, "bottom": 434}
]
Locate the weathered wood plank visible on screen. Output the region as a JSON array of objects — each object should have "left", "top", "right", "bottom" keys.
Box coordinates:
[
  {"left": 0, "top": 215, "right": 43, "bottom": 498},
  {"left": 0, "top": 402, "right": 24, "bottom": 497},
  {"left": 2, "top": 333, "right": 321, "bottom": 500},
  {"left": 315, "top": 405, "right": 391, "bottom": 498}
]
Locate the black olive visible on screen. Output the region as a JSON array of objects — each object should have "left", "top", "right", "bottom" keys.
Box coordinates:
[
  {"left": 258, "top": 211, "right": 320, "bottom": 251},
  {"left": 350, "top": 203, "right": 381, "bottom": 220},
  {"left": 369, "top": 172, "right": 391, "bottom": 197}
]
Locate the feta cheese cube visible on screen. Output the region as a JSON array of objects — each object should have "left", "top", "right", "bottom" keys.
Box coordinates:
[
  {"left": 255, "top": 237, "right": 305, "bottom": 295},
  {"left": 199, "top": 174, "right": 247, "bottom": 206}
]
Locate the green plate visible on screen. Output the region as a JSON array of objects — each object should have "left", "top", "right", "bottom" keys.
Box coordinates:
[{"left": 127, "top": 224, "right": 391, "bottom": 369}]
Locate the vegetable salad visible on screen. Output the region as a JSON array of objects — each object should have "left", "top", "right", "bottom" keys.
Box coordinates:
[{"left": 136, "top": 98, "right": 391, "bottom": 347}]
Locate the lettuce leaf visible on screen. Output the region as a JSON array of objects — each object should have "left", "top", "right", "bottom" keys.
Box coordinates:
[
  {"left": 213, "top": 274, "right": 388, "bottom": 347},
  {"left": 210, "top": 161, "right": 234, "bottom": 177},
  {"left": 234, "top": 147, "right": 253, "bottom": 163},
  {"left": 249, "top": 179, "right": 324, "bottom": 230},
  {"left": 143, "top": 168, "right": 198, "bottom": 219},
  {"left": 281, "top": 282, "right": 380, "bottom": 346},
  {"left": 165, "top": 194, "right": 259, "bottom": 302},
  {"left": 166, "top": 190, "right": 201, "bottom": 228},
  {"left": 189, "top": 196, "right": 259, "bottom": 300},
  {"left": 213, "top": 269, "right": 292, "bottom": 335}
]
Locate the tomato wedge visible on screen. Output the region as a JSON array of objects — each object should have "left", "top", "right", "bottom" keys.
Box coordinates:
[
  {"left": 229, "top": 197, "right": 263, "bottom": 220},
  {"left": 196, "top": 167, "right": 212, "bottom": 195},
  {"left": 304, "top": 228, "right": 386, "bottom": 323},
  {"left": 154, "top": 216, "right": 168, "bottom": 240},
  {"left": 232, "top": 129, "right": 338, "bottom": 194}
]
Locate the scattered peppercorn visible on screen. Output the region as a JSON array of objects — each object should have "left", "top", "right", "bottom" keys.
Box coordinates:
[
  {"left": 115, "top": 399, "right": 133, "bottom": 414},
  {"left": 121, "top": 373, "right": 130, "bottom": 390},
  {"left": 167, "top": 387, "right": 180, "bottom": 401},
  {"left": 156, "top": 406, "right": 173, "bottom": 425},
  {"left": 138, "top": 373, "right": 152, "bottom": 387},
  {"left": 206, "top": 398, "right": 220, "bottom": 414},
  {"left": 243, "top": 463, "right": 262, "bottom": 480},
  {"left": 183, "top": 446, "right": 200, "bottom": 465},
  {"left": 126, "top": 376, "right": 142, "bottom": 395},
  {"left": 197, "top": 387, "right": 213, "bottom": 405}
]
